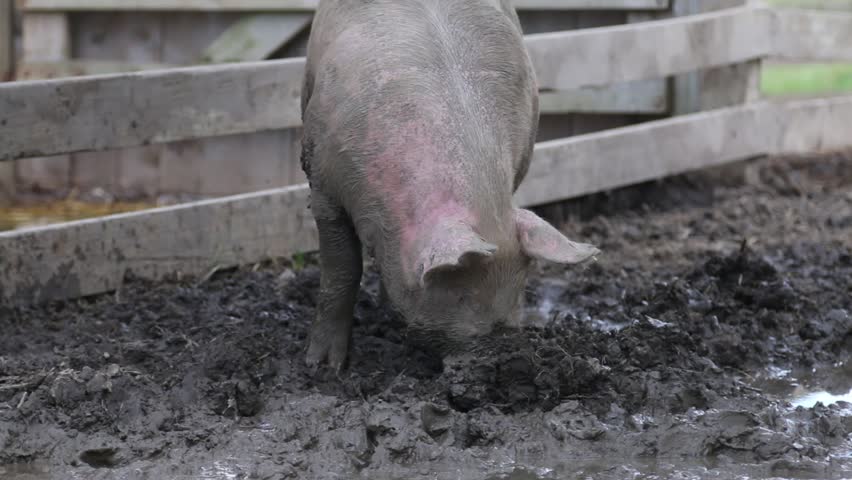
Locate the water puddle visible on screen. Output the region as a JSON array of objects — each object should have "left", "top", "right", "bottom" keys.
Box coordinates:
[
  {"left": 751, "top": 361, "right": 852, "bottom": 409},
  {"left": 792, "top": 389, "right": 852, "bottom": 409},
  {"left": 481, "top": 453, "right": 852, "bottom": 480},
  {"left": 486, "top": 461, "right": 852, "bottom": 480},
  {"left": 198, "top": 460, "right": 241, "bottom": 480},
  {"left": 524, "top": 278, "right": 628, "bottom": 332}
]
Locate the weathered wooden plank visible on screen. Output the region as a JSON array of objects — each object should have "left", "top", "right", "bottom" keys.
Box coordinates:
[
  {"left": 770, "top": 8, "right": 852, "bottom": 62},
  {"left": 527, "top": 5, "right": 771, "bottom": 90},
  {"left": 630, "top": 0, "right": 763, "bottom": 116},
  {"left": 15, "top": 13, "right": 72, "bottom": 192},
  {"left": 70, "top": 12, "right": 169, "bottom": 197},
  {"left": 518, "top": 95, "right": 852, "bottom": 207},
  {"left": 1, "top": 57, "right": 670, "bottom": 163},
  {"left": 514, "top": 104, "right": 773, "bottom": 206},
  {"left": 201, "top": 13, "right": 312, "bottom": 63},
  {"left": 158, "top": 13, "right": 305, "bottom": 196},
  {"left": 157, "top": 130, "right": 306, "bottom": 196},
  {"left": 20, "top": 13, "right": 69, "bottom": 61},
  {"left": 6, "top": 95, "right": 852, "bottom": 303},
  {"left": 0, "top": 0, "right": 10, "bottom": 81},
  {"left": 3, "top": 8, "right": 773, "bottom": 161},
  {"left": 15, "top": 60, "right": 174, "bottom": 79},
  {"left": 510, "top": 0, "right": 670, "bottom": 9},
  {"left": 0, "top": 184, "right": 316, "bottom": 303},
  {"left": 57, "top": 12, "right": 304, "bottom": 198},
  {"left": 766, "top": 0, "right": 852, "bottom": 10},
  {"left": 771, "top": 95, "right": 852, "bottom": 154},
  {"left": 0, "top": 58, "right": 305, "bottom": 161},
  {"left": 22, "top": 0, "right": 670, "bottom": 11},
  {"left": 0, "top": 0, "right": 12, "bottom": 201},
  {"left": 540, "top": 79, "right": 668, "bottom": 115}
]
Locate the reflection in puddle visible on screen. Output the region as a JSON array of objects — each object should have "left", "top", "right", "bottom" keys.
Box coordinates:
[
  {"left": 524, "top": 279, "right": 628, "bottom": 332},
  {"left": 751, "top": 361, "right": 852, "bottom": 409},
  {"left": 792, "top": 389, "right": 852, "bottom": 409},
  {"left": 481, "top": 455, "right": 852, "bottom": 480},
  {"left": 199, "top": 460, "right": 241, "bottom": 480}
]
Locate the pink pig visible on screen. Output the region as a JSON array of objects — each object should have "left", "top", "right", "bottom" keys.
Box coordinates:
[{"left": 300, "top": 0, "right": 599, "bottom": 370}]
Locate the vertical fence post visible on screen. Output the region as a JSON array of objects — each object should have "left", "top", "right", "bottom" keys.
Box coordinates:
[
  {"left": 15, "top": 12, "right": 72, "bottom": 194},
  {"left": 0, "top": 0, "right": 10, "bottom": 81},
  {"left": 674, "top": 0, "right": 765, "bottom": 185},
  {"left": 632, "top": 0, "right": 764, "bottom": 185},
  {"left": 630, "top": 0, "right": 763, "bottom": 115},
  {"left": 0, "top": 0, "right": 14, "bottom": 203},
  {"left": 671, "top": 0, "right": 762, "bottom": 115}
]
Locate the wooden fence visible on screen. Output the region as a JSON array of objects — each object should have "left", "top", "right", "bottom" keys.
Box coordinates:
[
  {"left": 0, "top": 1, "right": 851, "bottom": 303},
  {"left": 5, "top": 0, "right": 685, "bottom": 198}
]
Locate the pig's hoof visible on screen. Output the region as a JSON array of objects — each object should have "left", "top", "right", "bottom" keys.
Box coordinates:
[{"left": 305, "top": 331, "right": 350, "bottom": 372}]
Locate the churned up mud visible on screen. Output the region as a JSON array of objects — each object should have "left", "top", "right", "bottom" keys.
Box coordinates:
[{"left": 1, "top": 152, "right": 851, "bottom": 479}]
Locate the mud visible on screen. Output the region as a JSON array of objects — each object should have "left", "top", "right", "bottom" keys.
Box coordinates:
[{"left": 1, "top": 153, "right": 851, "bottom": 479}]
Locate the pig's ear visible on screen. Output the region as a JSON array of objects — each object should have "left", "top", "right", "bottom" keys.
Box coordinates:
[
  {"left": 416, "top": 222, "right": 497, "bottom": 287},
  {"left": 515, "top": 209, "right": 599, "bottom": 264}
]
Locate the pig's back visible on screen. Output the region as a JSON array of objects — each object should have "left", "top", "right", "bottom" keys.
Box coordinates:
[{"left": 302, "top": 0, "right": 538, "bottom": 223}]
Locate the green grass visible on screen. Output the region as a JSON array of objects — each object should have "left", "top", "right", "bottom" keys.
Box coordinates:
[{"left": 762, "top": 63, "right": 852, "bottom": 97}]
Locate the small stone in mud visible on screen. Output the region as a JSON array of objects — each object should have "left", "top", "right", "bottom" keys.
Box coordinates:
[
  {"left": 49, "top": 374, "right": 87, "bottom": 407},
  {"left": 85, "top": 372, "right": 112, "bottom": 394},
  {"left": 277, "top": 268, "right": 297, "bottom": 289},
  {"left": 106, "top": 363, "right": 121, "bottom": 377},
  {"left": 420, "top": 403, "right": 453, "bottom": 442},
  {"left": 212, "top": 379, "right": 263, "bottom": 417},
  {"left": 825, "top": 309, "right": 849, "bottom": 324},
  {"left": 546, "top": 401, "right": 606, "bottom": 441},
  {"left": 799, "top": 320, "right": 832, "bottom": 340}
]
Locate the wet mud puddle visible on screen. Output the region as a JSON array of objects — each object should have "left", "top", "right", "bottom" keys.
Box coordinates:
[{"left": 6, "top": 287, "right": 848, "bottom": 480}]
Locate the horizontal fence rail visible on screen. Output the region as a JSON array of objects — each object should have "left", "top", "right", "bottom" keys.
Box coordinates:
[
  {"left": 0, "top": 59, "right": 306, "bottom": 161},
  {"left": 6, "top": 5, "right": 847, "bottom": 162},
  {"left": 771, "top": 8, "right": 852, "bottom": 61},
  {"left": 3, "top": 95, "right": 852, "bottom": 303},
  {"left": 22, "top": 0, "right": 672, "bottom": 11},
  {"left": 526, "top": 6, "right": 771, "bottom": 90}
]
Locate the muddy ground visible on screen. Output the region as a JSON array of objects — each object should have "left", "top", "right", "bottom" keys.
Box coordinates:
[{"left": 1, "top": 153, "right": 851, "bottom": 479}]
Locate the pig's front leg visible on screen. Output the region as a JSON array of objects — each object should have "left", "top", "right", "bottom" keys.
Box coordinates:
[{"left": 305, "top": 192, "right": 363, "bottom": 371}]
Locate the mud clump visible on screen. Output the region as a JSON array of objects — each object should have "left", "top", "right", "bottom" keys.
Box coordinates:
[{"left": 1, "top": 153, "right": 851, "bottom": 479}]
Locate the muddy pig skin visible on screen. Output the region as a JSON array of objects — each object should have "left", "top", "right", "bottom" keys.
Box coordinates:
[{"left": 299, "top": 0, "right": 599, "bottom": 370}]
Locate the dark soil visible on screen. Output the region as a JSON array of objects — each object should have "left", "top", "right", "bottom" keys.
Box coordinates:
[{"left": 1, "top": 153, "right": 851, "bottom": 480}]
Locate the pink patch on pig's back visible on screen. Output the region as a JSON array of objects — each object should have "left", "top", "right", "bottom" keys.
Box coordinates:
[{"left": 362, "top": 102, "right": 475, "bottom": 280}]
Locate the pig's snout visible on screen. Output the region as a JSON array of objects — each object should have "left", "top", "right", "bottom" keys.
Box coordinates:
[{"left": 405, "top": 295, "right": 525, "bottom": 355}]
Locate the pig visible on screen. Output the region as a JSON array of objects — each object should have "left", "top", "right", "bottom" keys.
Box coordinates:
[{"left": 300, "top": 0, "right": 599, "bottom": 370}]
